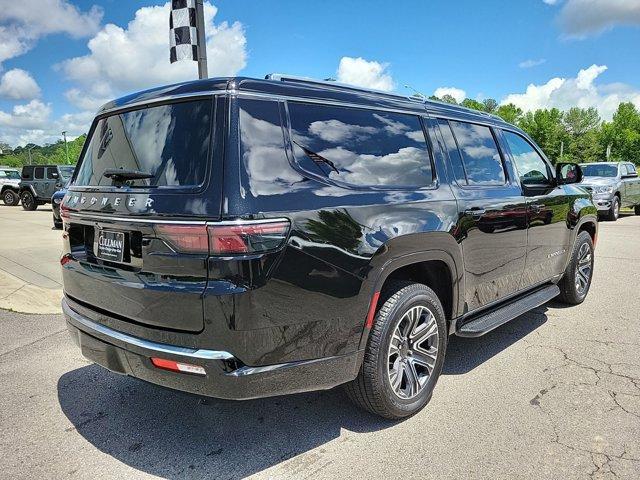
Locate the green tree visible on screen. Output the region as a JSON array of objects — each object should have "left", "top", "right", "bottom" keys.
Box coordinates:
[
  {"left": 461, "top": 98, "right": 484, "bottom": 111},
  {"left": 496, "top": 104, "right": 523, "bottom": 125},
  {"left": 518, "top": 108, "right": 567, "bottom": 163},
  {"left": 482, "top": 98, "right": 499, "bottom": 114},
  {"left": 601, "top": 103, "right": 640, "bottom": 164},
  {"left": 439, "top": 94, "right": 458, "bottom": 105}
]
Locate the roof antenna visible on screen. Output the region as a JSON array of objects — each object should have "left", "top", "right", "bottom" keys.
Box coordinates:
[{"left": 404, "top": 84, "right": 426, "bottom": 100}]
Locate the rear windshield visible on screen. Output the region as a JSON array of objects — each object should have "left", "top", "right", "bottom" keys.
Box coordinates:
[
  {"left": 581, "top": 164, "right": 618, "bottom": 177},
  {"left": 74, "top": 100, "right": 212, "bottom": 188}
]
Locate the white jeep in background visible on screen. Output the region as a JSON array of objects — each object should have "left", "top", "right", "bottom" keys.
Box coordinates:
[{"left": 0, "top": 167, "right": 21, "bottom": 206}]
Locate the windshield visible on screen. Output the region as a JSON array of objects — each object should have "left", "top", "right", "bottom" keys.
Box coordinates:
[
  {"left": 581, "top": 164, "right": 618, "bottom": 178},
  {"left": 74, "top": 99, "right": 213, "bottom": 188},
  {"left": 0, "top": 170, "right": 20, "bottom": 179},
  {"left": 59, "top": 166, "right": 75, "bottom": 179}
]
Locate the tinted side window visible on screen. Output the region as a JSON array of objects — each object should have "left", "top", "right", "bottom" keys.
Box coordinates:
[
  {"left": 288, "top": 102, "right": 433, "bottom": 187},
  {"left": 34, "top": 167, "right": 44, "bottom": 179},
  {"left": 22, "top": 166, "right": 33, "bottom": 179},
  {"left": 449, "top": 121, "right": 505, "bottom": 185},
  {"left": 503, "top": 131, "right": 550, "bottom": 185},
  {"left": 626, "top": 164, "right": 637, "bottom": 175},
  {"left": 437, "top": 119, "right": 467, "bottom": 184},
  {"left": 46, "top": 167, "right": 58, "bottom": 179}
]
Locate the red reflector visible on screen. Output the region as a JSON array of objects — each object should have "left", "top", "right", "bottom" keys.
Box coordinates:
[
  {"left": 151, "top": 357, "right": 206, "bottom": 375},
  {"left": 155, "top": 224, "right": 209, "bottom": 253},
  {"left": 60, "top": 203, "right": 70, "bottom": 220},
  {"left": 365, "top": 291, "right": 381, "bottom": 329},
  {"left": 208, "top": 221, "right": 290, "bottom": 255}
]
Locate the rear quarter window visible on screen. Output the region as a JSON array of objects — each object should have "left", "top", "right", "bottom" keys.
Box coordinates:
[
  {"left": 74, "top": 99, "right": 213, "bottom": 188},
  {"left": 448, "top": 120, "right": 506, "bottom": 186},
  {"left": 288, "top": 102, "right": 433, "bottom": 188}
]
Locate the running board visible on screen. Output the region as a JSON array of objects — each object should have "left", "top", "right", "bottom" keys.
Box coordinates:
[{"left": 456, "top": 284, "right": 560, "bottom": 338}]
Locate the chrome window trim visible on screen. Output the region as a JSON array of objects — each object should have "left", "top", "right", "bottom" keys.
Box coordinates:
[
  {"left": 68, "top": 211, "right": 289, "bottom": 226},
  {"left": 63, "top": 299, "right": 234, "bottom": 360}
]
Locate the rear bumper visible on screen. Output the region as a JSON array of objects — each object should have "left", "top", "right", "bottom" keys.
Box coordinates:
[{"left": 63, "top": 298, "right": 360, "bottom": 400}]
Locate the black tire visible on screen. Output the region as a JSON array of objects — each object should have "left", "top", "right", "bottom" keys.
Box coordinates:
[
  {"left": 2, "top": 189, "right": 19, "bottom": 206},
  {"left": 345, "top": 281, "right": 447, "bottom": 419},
  {"left": 605, "top": 196, "right": 619, "bottom": 221},
  {"left": 635, "top": 205, "right": 640, "bottom": 216},
  {"left": 20, "top": 191, "right": 37, "bottom": 211},
  {"left": 557, "top": 231, "right": 594, "bottom": 305}
]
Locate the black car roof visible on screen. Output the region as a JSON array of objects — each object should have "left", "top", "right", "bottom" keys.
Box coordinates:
[{"left": 97, "top": 75, "right": 513, "bottom": 129}]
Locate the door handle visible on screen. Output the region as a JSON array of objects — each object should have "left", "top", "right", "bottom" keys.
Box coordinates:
[{"left": 464, "top": 208, "right": 486, "bottom": 218}]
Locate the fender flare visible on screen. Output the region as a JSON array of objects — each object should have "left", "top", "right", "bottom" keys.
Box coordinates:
[
  {"left": 0, "top": 185, "right": 19, "bottom": 194},
  {"left": 19, "top": 184, "right": 37, "bottom": 198},
  {"left": 356, "top": 239, "right": 465, "bottom": 350}
]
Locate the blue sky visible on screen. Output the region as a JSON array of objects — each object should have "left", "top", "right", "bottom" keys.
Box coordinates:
[{"left": 0, "top": 0, "right": 639, "bottom": 146}]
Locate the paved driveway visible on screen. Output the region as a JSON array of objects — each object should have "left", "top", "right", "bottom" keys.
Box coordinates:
[{"left": 0, "top": 215, "right": 639, "bottom": 479}]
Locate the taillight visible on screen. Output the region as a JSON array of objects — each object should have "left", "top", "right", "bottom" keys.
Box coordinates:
[
  {"left": 208, "top": 220, "right": 290, "bottom": 255},
  {"left": 155, "top": 219, "right": 290, "bottom": 255},
  {"left": 155, "top": 224, "right": 209, "bottom": 253},
  {"left": 60, "top": 203, "right": 70, "bottom": 221}
]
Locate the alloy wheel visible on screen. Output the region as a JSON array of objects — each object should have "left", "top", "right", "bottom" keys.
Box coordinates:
[
  {"left": 387, "top": 305, "right": 439, "bottom": 400},
  {"left": 575, "top": 242, "right": 593, "bottom": 295}
]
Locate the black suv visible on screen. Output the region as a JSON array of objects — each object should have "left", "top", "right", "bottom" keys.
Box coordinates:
[
  {"left": 19, "top": 164, "right": 75, "bottom": 210},
  {"left": 61, "top": 76, "right": 597, "bottom": 419}
]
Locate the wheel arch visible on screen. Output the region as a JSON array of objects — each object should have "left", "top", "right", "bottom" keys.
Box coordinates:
[{"left": 357, "top": 233, "right": 465, "bottom": 350}]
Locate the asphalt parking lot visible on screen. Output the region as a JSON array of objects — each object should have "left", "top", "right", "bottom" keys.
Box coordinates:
[{"left": 0, "top": 209, "right": 639, "bottom": 479}]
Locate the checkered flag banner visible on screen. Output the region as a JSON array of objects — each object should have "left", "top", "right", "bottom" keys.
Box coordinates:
[{"left": 170, "top": 0, "right": 199, "bottom": 63}]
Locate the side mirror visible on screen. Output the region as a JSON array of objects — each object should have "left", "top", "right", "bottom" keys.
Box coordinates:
[
  {"left": 556, "top": 163, "right": 582, "bottom": 185},
  {"left": 51, "top": 172, "right": 59, "bottom": 179}
]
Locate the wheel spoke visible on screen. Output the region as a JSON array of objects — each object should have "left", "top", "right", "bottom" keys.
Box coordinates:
[
  {"left": 389, "top": 358, "right": 404, "bottom": 393},
  {"left": 411, "top": 348, "right": 437, "bottom": 374},
  {"left": 405, "top": 359, "right": 420, "bottom": 397},
  {"left": 411, "top": 314, "right": 437, "bottom": 345}
]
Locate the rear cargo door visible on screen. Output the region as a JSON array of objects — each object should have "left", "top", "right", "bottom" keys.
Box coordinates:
[{"left": 61, "top": 96, "right": 223, "bottom": 332}]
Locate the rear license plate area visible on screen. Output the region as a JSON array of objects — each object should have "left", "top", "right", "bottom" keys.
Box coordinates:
[{"left": 97, "top": 230, "right": 125, "bottom": 262}]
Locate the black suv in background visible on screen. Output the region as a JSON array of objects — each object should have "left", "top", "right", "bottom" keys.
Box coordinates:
[
  {"left": 61, "top": 76, "right": 597, "bottom": 419},
  {"left": 19, "top": 164, "right": 75, "bottom": 210}
]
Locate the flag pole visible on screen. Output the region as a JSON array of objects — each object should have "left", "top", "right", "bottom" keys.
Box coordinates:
[{"left": 195, "top": 0, "right": 208, "bottom": 79}]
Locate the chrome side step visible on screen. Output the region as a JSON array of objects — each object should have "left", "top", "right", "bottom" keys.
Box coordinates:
[{"left": 456, "top": 284, "right": 560, "bottom": 338}]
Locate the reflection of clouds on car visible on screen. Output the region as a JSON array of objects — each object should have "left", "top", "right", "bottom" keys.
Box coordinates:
[
  {"left": 449, "top": 121, "right": 505, "bottom": 185},
  {"left": 289, "top": 102, "right": 433, "bottom": 188},
  {"left": 309, "top": 119, "right": 377, "bottom": 143},
  {"left": 240, "top": 103, "right": 307, "bottom": 196}
]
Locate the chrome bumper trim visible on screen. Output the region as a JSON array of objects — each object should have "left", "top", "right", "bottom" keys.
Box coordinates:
[{"left": 62, "top": 298, "right": 235, "bottom": 361}]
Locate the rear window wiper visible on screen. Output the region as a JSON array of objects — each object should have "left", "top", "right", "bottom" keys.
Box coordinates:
[{"left": 103, "top": 169, "right": 154, "bottom": 181}]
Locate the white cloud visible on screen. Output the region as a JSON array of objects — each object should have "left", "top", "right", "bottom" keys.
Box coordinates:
[
  {"left": 433, "top": 87, "right": 467, "bottom": 103},
  {"left": 557, "top": 0, "right": 640, "bottom": 37},
  {"left": 501, "top": 64, "right": 640, "bottom": 120},
  {"left": 58, "top": 2, "right": 246, "bottom": 100},
  {"left": 0, "top": 0, "right": 102, "bottom": 64},
  {"left": 0, "top": 69, "right": 41, "bottom": 100},
  {"left": 519, "top": 58, "right": 546, "bottom": 68},
  {"left": 336, "top": 57, "right": 395, "bottom": 92},
  {"left": 543, "top": 0, "right": 559, "bottom": 5}
]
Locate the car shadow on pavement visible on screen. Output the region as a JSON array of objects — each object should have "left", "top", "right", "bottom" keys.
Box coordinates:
[
  {"left": 58, "top": 307, "right": 548, "bottom": 478},
  {"left": 57, "top": 366, "right": 395, "bottom": 479},
  {"left": 443, "top": 307, "right": 548, "bottom": 375}
]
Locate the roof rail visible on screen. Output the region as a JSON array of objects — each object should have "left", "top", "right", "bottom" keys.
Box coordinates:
[{"left": 264, "top": 73, "right": 420, "bottom": 102}]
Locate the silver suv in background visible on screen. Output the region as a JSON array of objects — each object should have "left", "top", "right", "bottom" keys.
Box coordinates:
[
  {"left": 19, "top": 165, "right": 75, "bottom": 211},
  {"left": 580, "top": 162, "right": 640, "bottom": 221},
  {"left": 0, "top": 167, "right": 21, "bottom": 206}
]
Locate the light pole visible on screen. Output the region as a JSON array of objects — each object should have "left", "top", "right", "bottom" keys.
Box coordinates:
[
  {"left": 27, "top": 145, "right": 35, "bottom": 163},
  {"left": 62, "top": 131, "right": 69, "bottom": 164}
]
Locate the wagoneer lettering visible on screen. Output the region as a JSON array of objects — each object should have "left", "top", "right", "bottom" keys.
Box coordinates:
[{"left": 61, "top": 75, "right": 598, "bottom": 419}]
